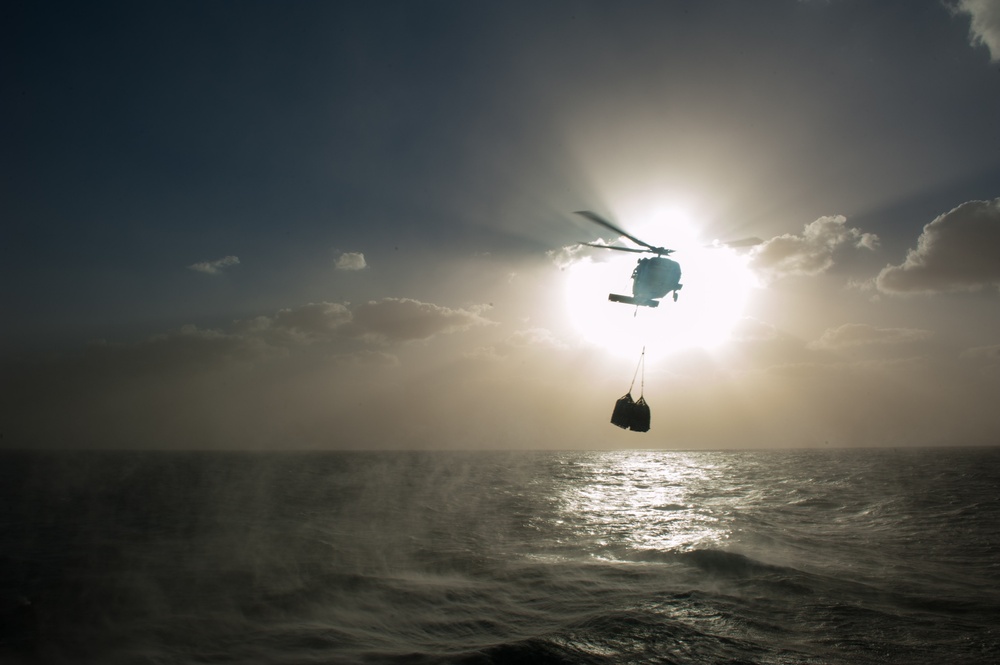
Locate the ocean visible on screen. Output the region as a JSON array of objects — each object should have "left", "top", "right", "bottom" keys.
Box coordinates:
[{"left": 1, "top": 448, "right": 998, "bottom": 664}]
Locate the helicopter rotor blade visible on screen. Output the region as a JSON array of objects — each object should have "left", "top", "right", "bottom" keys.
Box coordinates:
[
  {"left": 580, "top": 242, "right": 649, "bottom": 254},
  {"left": 574, "top": 211, "right": 667, "bottom": 253}
]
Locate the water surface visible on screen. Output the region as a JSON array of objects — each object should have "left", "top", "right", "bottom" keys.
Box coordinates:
[{"left": 2, "top": 448, "right": 998, "bottom": 664}]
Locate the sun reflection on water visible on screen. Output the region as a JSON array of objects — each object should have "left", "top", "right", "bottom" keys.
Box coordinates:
[{"left": 552, "top": 452, "right": 731, "bottom": 558}]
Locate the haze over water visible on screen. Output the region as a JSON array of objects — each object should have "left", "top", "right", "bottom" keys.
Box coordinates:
[{"left": 3, "top": 447, "right": 998, "bottom": 664}]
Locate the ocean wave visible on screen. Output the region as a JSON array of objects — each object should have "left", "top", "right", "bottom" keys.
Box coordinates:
[{"left": 3, "top": 449, "right": 999, "bottom": 665}]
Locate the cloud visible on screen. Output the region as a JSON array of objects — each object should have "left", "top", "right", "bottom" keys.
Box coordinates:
[
  {"left": 10, "top": 297, "right": 488, "bottom": 388},
  {"left": 329, "top": 350, "right": 401, "bottom": 367},
  {"left": 951, "top": 0, "right": 1000, "bottom": 61},
  {"left": 140, "top": 324, "right": 274, "bottom": 367},
  {"left": 335, "top": 252, "right": 367, "bottom": 270},
  {"left": 232, "top": 303, "right": 352, "bottom": 346},
  {"left": 232, "top": 299, "right": 495, "bottom": 346},
  {"left": 469, "top": 327, "right": 569, "bottom": 359},
  {"left": 961, "top": 343, "right": 1000, "bottom": 361},
  {"left": 273, "top": 302, "right": 353, "bottom": 332},
  {"left": 252, "top": 302, "right": 355, "bottom": 344},
  {"left": 876, "top": 198, "right": 1000, "bottom": 295},
  {"left": 42, "top": 298, "right": 491, "bottom": 383},
  {"left": 504, "top": 327, "right": 567, "bottom": 349},
  {"left": 187, "top": 255, "right": 240, "bottom": 275},
  {"left": 0, "top": 295, "right": 498, "bottom": 448},
  {"left": 547, "top": 243, "right": 591, "bottom": 269},
  {"left": 750, "top": 215, "right": 879, "bottom": 282},
  {"left": 40, "top": 324, "right": 281, "bottom": 381},
  {"left": 809, "top": 323, "right": 934, "bottom": 350},
  {"left": 961, "top": 343, "right": 1000, "bottom": 378},
  {"left": 731, "top": 317, "right": 783, "bottom": 342},
  {"left": 351, "top": 298, "right": 495, "bottom": 343}
]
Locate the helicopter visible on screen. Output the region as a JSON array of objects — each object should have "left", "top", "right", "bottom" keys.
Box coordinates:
[{"left": 575, "top": 210, "right": 760, "bottom": 308}]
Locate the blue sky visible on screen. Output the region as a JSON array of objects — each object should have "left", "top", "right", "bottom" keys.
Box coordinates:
[{"left": 3, "top": 0, "right": 1000, "bottom": 449}]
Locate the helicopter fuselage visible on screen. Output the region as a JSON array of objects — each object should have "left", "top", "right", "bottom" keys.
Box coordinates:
[
  {"left": 608, "top": 256, "right": 683, "bottom": 307},
  {"left": 632, "top": 256, "right": 681, "bottom": 299}
]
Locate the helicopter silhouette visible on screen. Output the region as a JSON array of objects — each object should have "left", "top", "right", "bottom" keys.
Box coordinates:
[{"left": 575, "top": 210, "right": 760, "bottom": 308}]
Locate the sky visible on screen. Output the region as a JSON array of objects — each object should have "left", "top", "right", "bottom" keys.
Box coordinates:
[{"left": 3, "top": 0, "right": 1000, "bottom": 450}]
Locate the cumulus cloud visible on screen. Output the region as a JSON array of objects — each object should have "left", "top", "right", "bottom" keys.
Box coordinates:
[
  {"left": 876, "top": 199, "right": 1000, "bottom": 295},
  {"left": 951, "top": 0, "right": 1000, "bottom": 61},
  {"left": 237, "top": 302, "right": 355, "bottom": 344},
  {"left": 351, "top": 298, "right": 495, "bottom": 343},
  {"left": 187, "top": 255, "right": 240, "bottom": 275},
  {"left": 335, "top": 252, "right": 367, "bottom": 270},
  {"left": 274, "top": 302, "right": 352, "bottom": 339},
  {"left": 809, "top": 323, "right": 934, "bottom": 350},
  {"left": 750, "top": 215, "right": 879, "bottom": 282},
  {"left": 547, "top": 243, "right": 591, "bottom": 269}
]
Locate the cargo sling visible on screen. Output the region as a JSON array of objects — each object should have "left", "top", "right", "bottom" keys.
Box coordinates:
[{"left": 611, "top": 347, "right": 650, "bottom": 432}]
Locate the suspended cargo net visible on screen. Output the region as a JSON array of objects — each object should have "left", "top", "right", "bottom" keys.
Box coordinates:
[{"left": 611, "top": 347, "right": 651, "bottom": 432}]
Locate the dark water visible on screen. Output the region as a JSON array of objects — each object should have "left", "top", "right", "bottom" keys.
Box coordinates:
[{"left": 1, "top": 448, "right": 998, "bottom": 664}]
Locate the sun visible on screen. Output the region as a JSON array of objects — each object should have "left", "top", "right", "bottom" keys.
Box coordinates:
[{"left": 564, "top": 220, "right": 756, "bottom": 359}]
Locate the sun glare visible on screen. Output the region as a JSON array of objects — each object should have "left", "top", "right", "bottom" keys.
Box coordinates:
[{"left": 564, "top": 217, "right": 756, "bottom": 360}]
